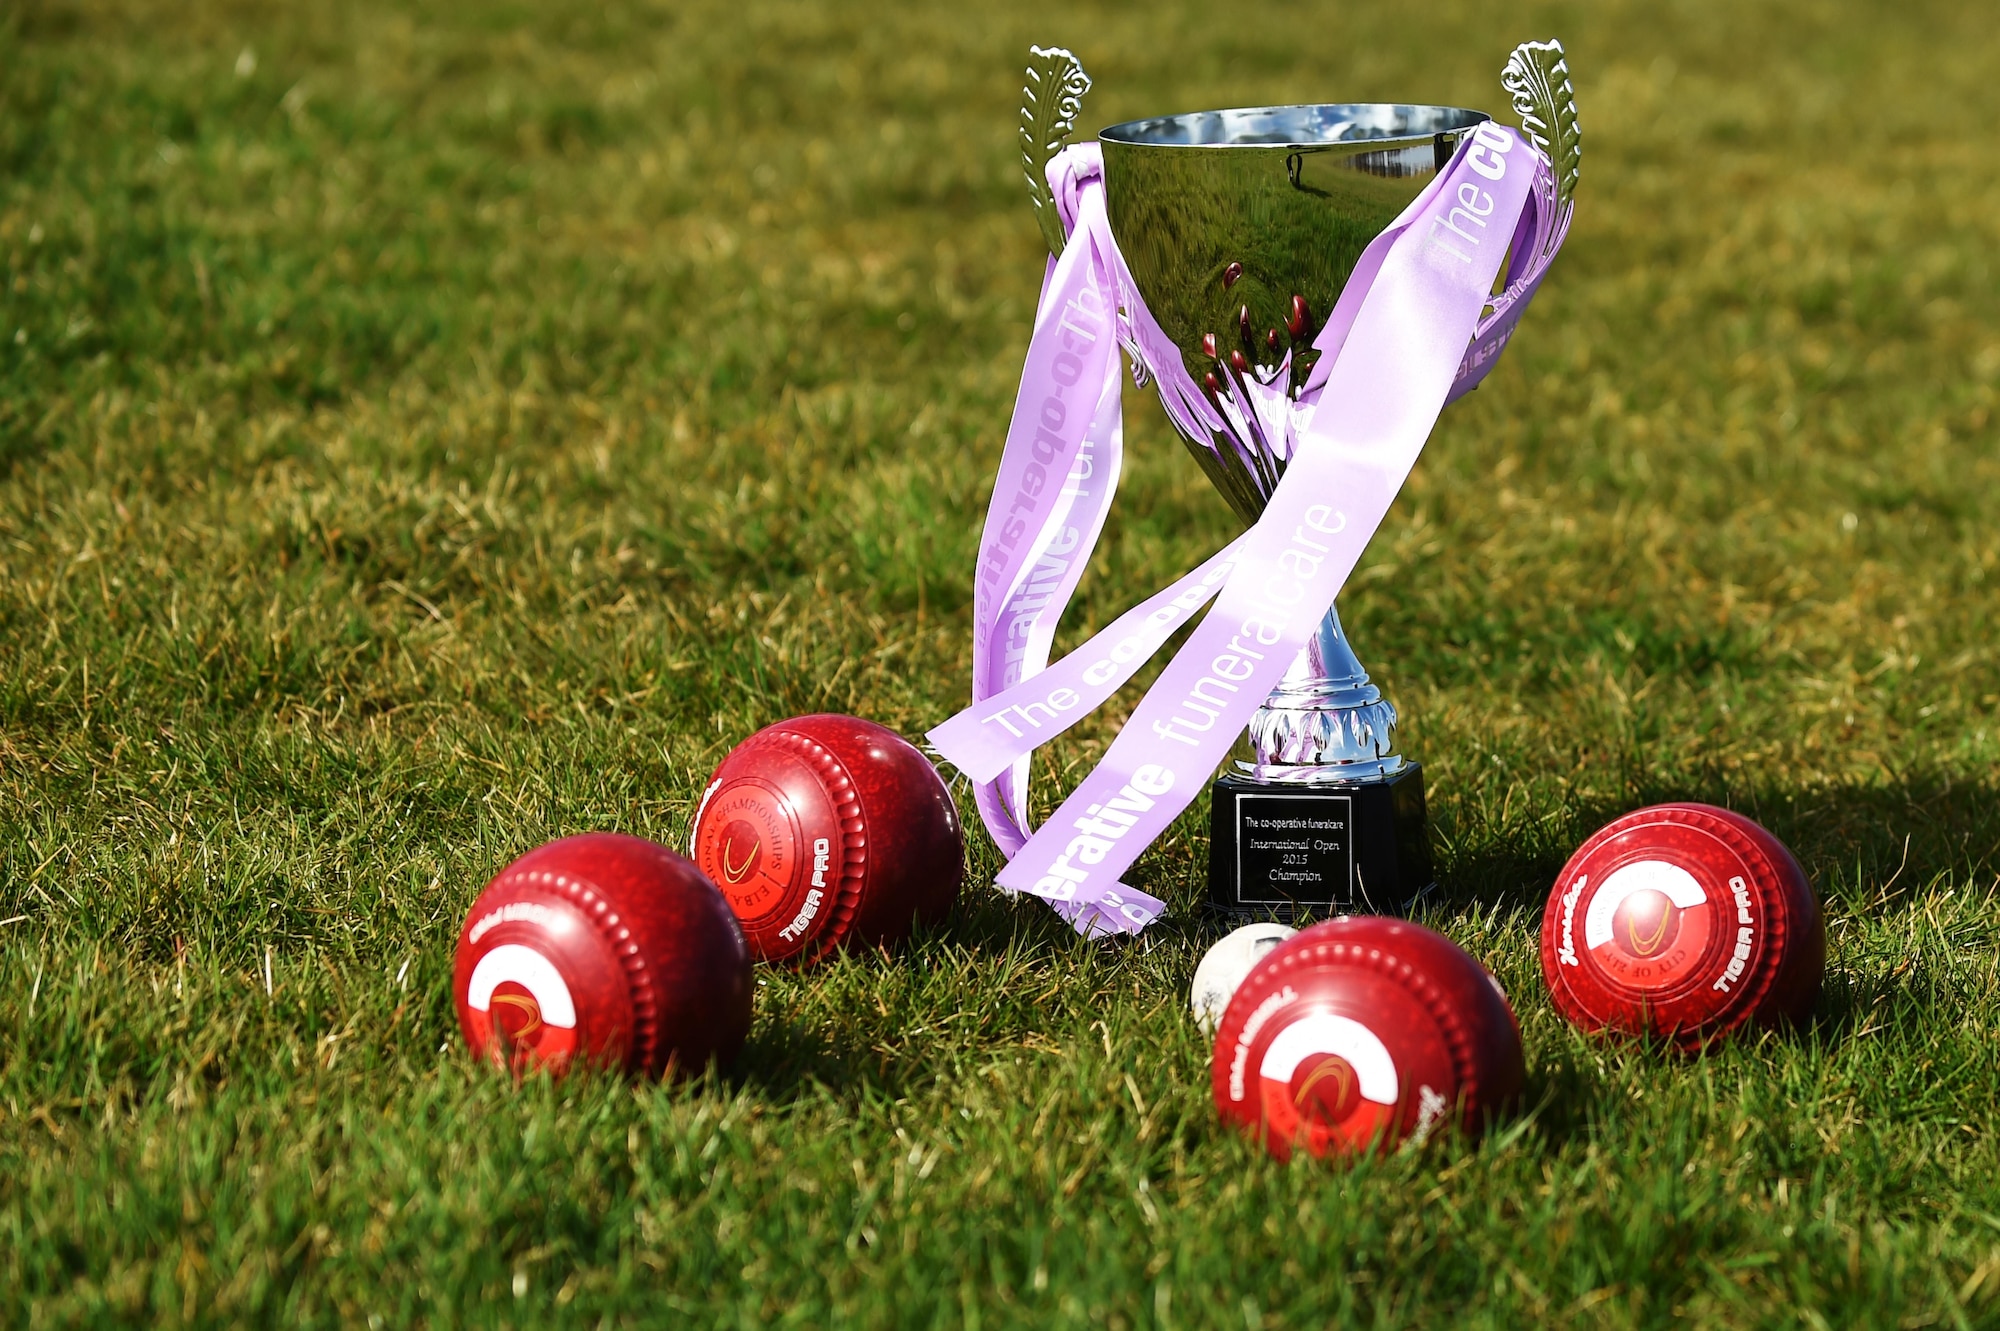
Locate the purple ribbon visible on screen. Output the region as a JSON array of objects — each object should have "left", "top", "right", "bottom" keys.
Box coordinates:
[{"left": 934, "top": 125, "right": 1554, "bottom": 936}]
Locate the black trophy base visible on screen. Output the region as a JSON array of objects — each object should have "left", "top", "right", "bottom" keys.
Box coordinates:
[{"left": 1207, "top": 763, "right": 1434, "bottom": 921}]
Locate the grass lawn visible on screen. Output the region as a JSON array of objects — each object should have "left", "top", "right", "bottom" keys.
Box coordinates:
[{"left": 4, "top": 0, "right": 2000, "bottom": 1325}]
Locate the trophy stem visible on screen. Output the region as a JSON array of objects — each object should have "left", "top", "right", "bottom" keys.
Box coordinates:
[{"left": 1242, "top": 601, "right": 1405, "bottom": 782}]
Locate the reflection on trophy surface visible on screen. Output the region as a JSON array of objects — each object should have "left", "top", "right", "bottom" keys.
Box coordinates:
[{"left": 1024, "top": 42, "right": 1580, "bottom": 918}]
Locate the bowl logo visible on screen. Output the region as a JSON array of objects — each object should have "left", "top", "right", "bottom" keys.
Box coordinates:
[
  {"left": 692, "top": 780, "right": 800, "bottom": 923},
  {"left": 1291, "top": 1051, "right": 1361, "bottom": 1124},
  {"left": 1257, "top": 1012, "right": 1400, "bottom": 1153},
  {"left": 464, "top": 943, "right": 579, "bottom": 1074},
  {"left": 1579, "top": 860, "right": 1713, "bottom": 990},
  {"left": 1611, "top": 888, "right": 1680, "bottom": 958},
  {"left": 716, "top": 820, "right": 763, "bottom": 886}
]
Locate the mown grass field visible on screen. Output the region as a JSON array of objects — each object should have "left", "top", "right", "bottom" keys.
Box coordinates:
[{"left": 3, "top": 0, "right": 1999, "bottom": 1326}]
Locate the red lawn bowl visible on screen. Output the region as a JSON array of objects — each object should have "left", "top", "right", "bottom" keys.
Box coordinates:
[
  {"left": 690, "top": 713, "right": 964, "bottom": 966},
  {"left": 1539, "top": 802, "right": 1823, "bottom": 1049},
  {"left": 453, "top": 833, "right": 753, "bottom": 1080},
  {"left": 1211, "top": 916, "right": 1524, "bottom": 1162}
]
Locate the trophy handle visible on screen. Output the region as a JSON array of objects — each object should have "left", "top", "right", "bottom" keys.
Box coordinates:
[
  {"left": 1021, "top": 46, "right": 1092, "bottom": 257},
  {"left": 1478, "top": 39, "right": 1582, "bottom": 333},
  {"left": 1502, "top": 39, "right": 1582, "bottom": 213}
]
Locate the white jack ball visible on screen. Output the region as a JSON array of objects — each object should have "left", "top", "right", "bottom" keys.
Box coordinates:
[{"left": 1190, "top": 922, "right": 1297, "bottom": 1033}]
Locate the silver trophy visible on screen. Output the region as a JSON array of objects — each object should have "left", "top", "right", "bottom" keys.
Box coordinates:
[{"left": 1022, "top": 42, "right": 1580, "bottom": 916}]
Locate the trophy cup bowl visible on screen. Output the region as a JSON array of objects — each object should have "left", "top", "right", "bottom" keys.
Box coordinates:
[{"left": 1094, "top": 105, "right": 1494, "bottom": 917}]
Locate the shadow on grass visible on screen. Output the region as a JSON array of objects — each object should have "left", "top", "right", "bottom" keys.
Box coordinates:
[
  {"left": 1431, "top": 768, "right": 2000, "bottom": 918},
  {"left": 1512, "top": 1050, "right": 1611, "bottom": 1145},
  {"left": 0, "top": 425, "right": 51, "bottom": 482},
  {"left": 726, "top": 769, "right": 1998, "bottom": 1111},
  {"left": 728, "top": 890, "right": 1113, "bottom": 1103}
]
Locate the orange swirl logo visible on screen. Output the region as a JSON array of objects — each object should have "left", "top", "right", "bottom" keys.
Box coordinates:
[
  {"left": 491, "top": 991, "right": 544, "bottom": 1037},
  {"left": 1627, "top": 905, "right": 1672, "bottom": 954},
  {"left": 1611, "top": 887, "right": 1682, "bottom": 960},
  {"left": 489, "top": 983, "right": 547, "bottom": 1064},
  {"left": 718, "top": 820, "right": 762, "bottom": 885},
  {"left": 1292, "top": 1052, "right": 1361, "bottom": 1125}
]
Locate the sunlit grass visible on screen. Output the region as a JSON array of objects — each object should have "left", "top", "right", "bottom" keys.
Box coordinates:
[{"left": 2, "top": 0, "right": 1998, "bottom": 1326}]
